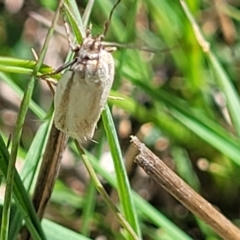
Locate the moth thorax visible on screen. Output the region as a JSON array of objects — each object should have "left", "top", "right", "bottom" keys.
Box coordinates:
[{"left": 78, "top": 35, "right": 104, "bottom": 61}]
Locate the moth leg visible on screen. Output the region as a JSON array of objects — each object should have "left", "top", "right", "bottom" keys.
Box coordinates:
[
  {"left": 39, "top": 58, "right": 78, "bottom": 79},
  {"left": 108, "top": 95, "right": 124, "bottom": 101},
  {"left": 38, "top": 58, "right": 77, "bottom": 93}
]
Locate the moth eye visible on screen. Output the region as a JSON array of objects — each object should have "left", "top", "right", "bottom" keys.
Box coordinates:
[{"left": 84, "top": 56, "right": 91, "bottom": 60}]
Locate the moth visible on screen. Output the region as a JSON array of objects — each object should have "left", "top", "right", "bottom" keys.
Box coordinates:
[
  {"left": 54, "top": 1, "right": 120, "bottom": 141},
  {"left": 54, "top": 32, "right": 115, "bottom": 141}
]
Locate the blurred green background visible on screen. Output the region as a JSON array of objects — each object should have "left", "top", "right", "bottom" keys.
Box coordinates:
[{"left": 1, "top": 0, "right": 240, "bottom": 239}]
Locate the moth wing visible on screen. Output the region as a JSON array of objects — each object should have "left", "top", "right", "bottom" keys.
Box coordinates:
[
  {"left": 54, "top": 51, "right": 115, "bottom": 141},
  {"left": 54, "top": 73, "right": 108, "bottom": 140}
]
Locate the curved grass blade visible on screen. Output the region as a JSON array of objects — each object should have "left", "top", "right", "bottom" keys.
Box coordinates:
[
  {"left": 62, "top": 0, "right": 85, "bottom": 42},
  {"left": 80, "top": 148, "right": 192, "bottom": 240},
  {"left": 102, "top": 105, "right": 141, "bottom": 239},
  {"left": 0, "top": 134, "right": 46, "bottom": 240},
  {"left": 8, "top": 117, "right": 53, "bottom": 240},
  {"left": 0, "top": 3, "right": 62, "bottom": 239},
  {"left": 74, "top": 141, "right": 140, "bottom": 240},
  {"left": 0, "top": 57, "right": 51, "bottom": 75},
  {"left": 109, "top": 87, "right": 240, "bottom": 166},
  {"left": 42, "top": 219, "right": 92, "bottom": 240},
  {"left": 180, "top": 0, "right": 240, "bottom": 137},
  {"left": 0, "top": 72, "right": 46, "bottom": 119}
]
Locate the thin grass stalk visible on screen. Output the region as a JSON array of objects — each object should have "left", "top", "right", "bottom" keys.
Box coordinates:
[
  {"left": 75, "top": 141, "right": 140, "bottom": 240},
  {"left": 102, "top": 105, "right": 141, "bottom": 239},
  {"left": 0, "top": 2, "right": 62, "bottom": 240}
]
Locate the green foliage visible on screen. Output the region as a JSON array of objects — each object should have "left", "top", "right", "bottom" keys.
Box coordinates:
[{"left": 0, "top": 0, "right": 240, "bottom": 239}]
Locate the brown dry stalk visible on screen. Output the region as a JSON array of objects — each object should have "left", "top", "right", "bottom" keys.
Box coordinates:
[
  {"left": 20, "top": 125, "right": 66, "bottom": 240},
  {"left": 32, "top": 124, "right": 67, "bottom": 218},
  {"left": 130, "top": 135, "right": 240, "bottom": 240}
]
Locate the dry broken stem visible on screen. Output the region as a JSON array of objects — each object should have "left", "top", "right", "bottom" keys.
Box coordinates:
[
  {"left": 20, "top": 125, "right": 67, "bottom": 240},
  {"left": 32, "top": 124, "right": 67, "bottom": 219},
  {"left": 130, "top": 135, "right": 240, "bottom": 240}
]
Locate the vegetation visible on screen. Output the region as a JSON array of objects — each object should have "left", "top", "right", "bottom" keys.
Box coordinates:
[{"left": 0, "top": 0, "right": 240, "bottom": 239}]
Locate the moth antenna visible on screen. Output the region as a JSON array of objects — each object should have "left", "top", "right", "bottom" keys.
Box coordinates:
[
  {"left": 102, "top": 41, "right": 178, "bottom": 54},
  {"left": 62, "top": 6, "right": 79, "bottom": 52},
  {"left": 103, "top": 0, "right": 121, "bottom": 37}
]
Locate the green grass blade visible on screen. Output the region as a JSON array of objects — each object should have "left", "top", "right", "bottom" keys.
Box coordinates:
[
  {"left": 180, "top": 0, "right": 240, "bottom": 136},
  {"left": 42, "top": 219, "right": 92, "bottom": 240},
  {"left": 112, "top": 81, "right": 240, "bottom": 166},
  {"left": 0, "top": 134, "right": 46, "bottom": 240},
  {"left": 0, "top": 72, "right": 46, "bottom": 119},
  {"left": 0, "top": 57, "right": 51, "bottom": 74},
  {"left": 83, "top": 149, "right": 192, "bottom": 240},
  {"left": 9, "top": 117, "right": 53, "bottom": 239},
  {"left": 102, "top": 105, "right": 141, "bottom": 239},
  {"left": 1, "top": 3, "right": 62, "bottom": 239},
  {"left": 62, "top": 0, "right": 85, "bottom": 42},
  {"left": 74, "top": 142, "right": 140, "bottom": 240},
  {"left": 80, "top": 137, "right": 104, "bottom": 236}
]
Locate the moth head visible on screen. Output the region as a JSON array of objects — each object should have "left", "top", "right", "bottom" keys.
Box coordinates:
[{"left": 77, "top": 34, "right": 102, "bottom": 59}]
